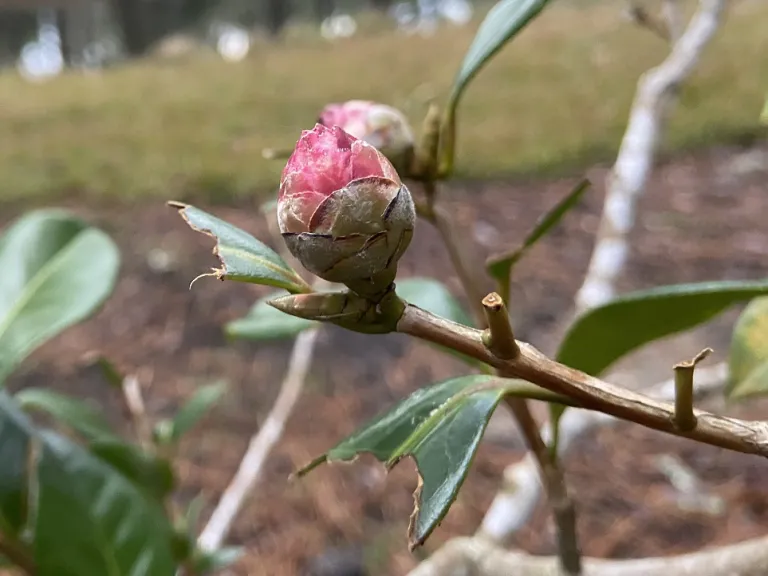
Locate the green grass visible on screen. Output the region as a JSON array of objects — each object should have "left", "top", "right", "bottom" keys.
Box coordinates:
[{"left": 0, "top": 0, "right": 765, "bottom": 204}]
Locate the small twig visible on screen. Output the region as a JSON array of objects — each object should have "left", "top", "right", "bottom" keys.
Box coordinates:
[
  {"left": 481, "top": 293, "right": 519, "bottom": 359},
  {"left": 625, "top": 1, "right": 670, "bottom": 41},
  {"left": 397, "top": 304, "right": 768, "bottom": 458},
  {"left": 121, "top": 375, "right": 153, "bottom": 449},
  {"left": 420, "top": 189, "right": 487, "bottom": 327},
  {"left": 673, "top": 347, "right": 712, "bottom": 431},
  {"left": 504, "top": 397, "right": 582, "bottom": 575},
  {"left": 662, "top": 0, "right": 685, "bottom": 43},
  {"left": 477, "top": 362, "right": 727, "bottom": 543},
  {"left": 0, "top": 533, "right": 36, "bottom": 575},
  {"left": 198, "top": 327, "right": 321, "bottom": 552}
]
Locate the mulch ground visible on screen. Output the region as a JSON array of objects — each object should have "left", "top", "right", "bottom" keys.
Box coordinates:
[{"left": 3, "top": 140, "right": 768, "bottom": 575}]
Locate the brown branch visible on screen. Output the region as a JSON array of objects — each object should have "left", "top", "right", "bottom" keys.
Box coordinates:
[
  {"left": 481, "top": 294, "right": 582, "bottom": 574},
  {"left": 477, "top": 361, "right": 727, "bottom": 542},
  {"left": 408, "top": 534, "right": 768, "bottom": 576},
  {"left": 397, "top": 304, "right": 768, "bottom": 457}
]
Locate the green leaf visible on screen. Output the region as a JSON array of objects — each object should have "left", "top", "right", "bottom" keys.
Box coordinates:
[
  {"left": 557, "top": 280, "right": 768, "bottom": 377},
  {"left": 0, "top": 393, "right": 34, "bottom": 535},
  {"left": 297, "top": 375, "right": 565, "bottom": 548},
  {"left": 36, "top": 432, "right": 176, "bottom": 576},
  {"left": 226, "top": 292, "right": 316, "bottom": 341},
  {"left": 0, "top": 210, "right": 120, "bottom": 384},
  {"left": 170, "top": 381, "right": 227, "bottom": 441},
  {"left": 89, "top": 439, "right": 176, "bottom": 503},
  {"left": 396, "top": 277, "right": 473, "bottom": 327},
  {"left": 728, "top": 296, "right": 768, "bottom": 399},
  {"left": 441, "top": 0, "right": 552, "bottom": 173},
  {"left": 761, "top": 94, "right": 768, "bottom": 124},
  {"left": 169, "top": 202, "right": 310, "bottom": 294},
  {"left": 487, "top": 179, "right": 590, "bottom": 281},
  {"left": 0, "top": 391, "right": 176, "bottom": 575},
  {"left": 15, "top": 388, "right": 118, "bottom": 442}
]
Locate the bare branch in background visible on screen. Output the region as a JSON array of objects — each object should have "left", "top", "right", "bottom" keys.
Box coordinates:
[
  {"left": 197, "top": 327, "right": 321, "bottom": 552},
  {"left": 408, "top": 534, "right": 768, "bottom": 576},
  {"left": 121, "top": 374, "right": 153, "bottom": 449},
  {"left": 477, "top": 362, "right": 727, "bottom": 543},
  {"left": 575, "top": 0, "right": 727, "bottom": 313}
]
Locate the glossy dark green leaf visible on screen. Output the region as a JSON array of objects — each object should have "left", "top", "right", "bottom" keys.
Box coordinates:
[
  {"left": 441, "top": 0, "right": 552, "bottom": 173},
  {"left": 169, "top": 202, "right": 310, "bottom": 293},
  {"left": 36, "top": 432, "right": 176, "bottom": 576},
  {"left": 0, "top": 210, "right": 120, "bottom": 384},
  {"left": 16, "top": 388, "right": 118, "bottom": 442},
  {"left": 297, "top": 375, "right": 565, "bottom": 548},
  {"left": 557, "top": 280, "right": 768, "bottom": 377},
  {"left": 0, "top": 391, "right": 176, "bottom": 575},
  {"left": 0, "top": 392, "right": 33, "bottom": 535},
  {"left": 89, "top": 439, "right": 176, "bottom": 502},
  {"left": 727, "top": 296, "right": 768, "bottom": 399},
  {"left": 226, "top": 292, "right": 316, "bottom": 341},
  {"left": 171, "top": 381, "right": 227, "bottom": 440},
  {"left": 487, "top": 179, "right": 590, "bottom": 281}
]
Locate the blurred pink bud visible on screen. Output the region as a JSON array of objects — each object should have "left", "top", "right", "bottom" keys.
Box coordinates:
[
  {"left": 278, "top": 124, "right": 415, "bottom": 290},
  {"left": 318, "top": 100, "right": 415, "bottom": 173}
]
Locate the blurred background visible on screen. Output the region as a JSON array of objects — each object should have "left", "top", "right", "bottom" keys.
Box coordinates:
[{"left": 1, "top": 0, "right": 768, "bottom": 575}]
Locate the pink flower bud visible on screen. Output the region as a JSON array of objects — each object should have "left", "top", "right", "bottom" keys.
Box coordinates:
[
  {"left": 318, "top": 100, "right": 415, "bottom": 173},
  {"left": 278, "top": 124, "right": 415, "bottom": 293}
]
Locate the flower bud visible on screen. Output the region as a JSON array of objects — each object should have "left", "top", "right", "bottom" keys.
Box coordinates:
[
  {"left": 278, "top": 124, "right": 415, "bottom": 297},
  {"left": 318, "top": 100, "right": 415, "bottom": 174}
]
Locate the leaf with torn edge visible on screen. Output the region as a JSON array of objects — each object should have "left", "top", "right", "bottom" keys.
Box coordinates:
[
  {"left": 728, "top": 296, "right": 768, "bottom": 399},
  {"left": 487, "top": 178, "right": 590, "bottom": 281},
  {"left": 296, "top": 375, "right": 565, "bottom": 549},
  {"left": 168, "top": 202, "right": 310, "bottom": 293}
]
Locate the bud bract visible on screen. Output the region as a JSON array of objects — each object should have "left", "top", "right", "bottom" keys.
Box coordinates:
[
  {"left": 318, "top": 100, "right": 415, "bottom": 173},
  {"left": 278, "top": 124, "right": 415, "bottom": 297}
]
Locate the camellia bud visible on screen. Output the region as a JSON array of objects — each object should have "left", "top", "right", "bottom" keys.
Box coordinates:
[
  {"left": 278, "top": 124, "right": 415, "bottom": 299},
  {"left": 318, "top": 100, "right": 415, "bottom": 174}
]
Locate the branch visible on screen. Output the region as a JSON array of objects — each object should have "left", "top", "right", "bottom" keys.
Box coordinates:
[
  {"left": 483, "top": 293, "right": 581, "bottom": 574},
  {"left": 397, "top": 305, "right": 768, "bottom": 457},
  {"left": 574, "top": 0, "right": 727, "bottom": 313},
  {"left": 197, "top": 327, "right": 320, "bottom": 551},
  {"left": 477, "top": 361, "right": 727, "bottom": 543},
  {"left": 121, "top": 374, "right": 153, "bottom": 450},
  {"left": 408, "top": 534, "right": 768, "bottom": 576}
]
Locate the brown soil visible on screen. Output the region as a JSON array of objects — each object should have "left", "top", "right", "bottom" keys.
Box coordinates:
[{"left": 4, "top": 141, "right": 768, "bottom": 575}]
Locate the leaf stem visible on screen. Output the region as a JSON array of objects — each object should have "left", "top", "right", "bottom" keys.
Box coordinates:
[{"left": 673, "top": 348, "right": 711, "bottom": 431}]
